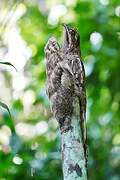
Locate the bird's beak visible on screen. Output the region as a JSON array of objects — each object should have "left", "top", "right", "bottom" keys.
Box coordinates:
[
  {"left": 63, "top": 24, "right": 70, "bottom": 43},
  {"left": 63, "top": 24, "right": 69, "bottom": 34}
]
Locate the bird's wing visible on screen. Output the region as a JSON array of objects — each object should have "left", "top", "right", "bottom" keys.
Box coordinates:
[{"left": 44, "top": 37, "right": 62, "bottom": 98}]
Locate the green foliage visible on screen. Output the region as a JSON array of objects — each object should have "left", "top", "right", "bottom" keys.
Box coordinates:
[
  {"left": 0, "top": 0, "right": 120, "bottom": 180},
  {"left": 0, "top": 61, "right": 16, "bottom": 116},
  {"left": 0, "top": 61, "right": 17, "bottom": 71},
  {"left": 0, "top": 101, "right": 11, "bottom": 118}
]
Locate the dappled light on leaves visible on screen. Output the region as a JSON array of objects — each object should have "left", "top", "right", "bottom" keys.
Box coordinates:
[
  {"left": 84, "top": 55, "right": 95, "bottom": 77},
  {"left": 13, "top": 155, "right": 23, "bottom": 165},
  {"left": 115, "top": 6, "right": 120, "bottom": 17},
  {"left": 0, "top": 125, "right": 11, "bottom": 145},
  {"left": 99, "top": 0, "right": 109, "bottom": 6},
  {"left": 90, "top": 32, "right": 103, "bottom": 51},
  {"left": 15, "top": 121, "right": 48, "bottom": 139},
  {"left": 48, "top": 4, "right": 67, "bottom": 25}
]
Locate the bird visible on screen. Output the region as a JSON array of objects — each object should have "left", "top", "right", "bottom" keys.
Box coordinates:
[
  {"left": 62, "top": 24, "right": 87, "bottom": 167},
  {"left": 44, "top": 24, "right": 87, "bottom": 166}
]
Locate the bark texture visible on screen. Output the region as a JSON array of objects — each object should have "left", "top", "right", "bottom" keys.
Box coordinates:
[
  {"left": 62, "top": 99, "right": 87, "bottom": 180},
  {"left": 44, "top": 24, "right": 87, "bottom": 180}
]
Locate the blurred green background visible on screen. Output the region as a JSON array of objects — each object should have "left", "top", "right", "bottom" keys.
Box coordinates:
[{"left": 0, "top": 0, "right": 120, "bottom": 179}]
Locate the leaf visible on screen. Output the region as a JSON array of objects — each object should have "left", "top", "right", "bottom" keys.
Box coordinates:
[
  {"left": 0, "top": 61, "right": 17, "bottom": 71},
  {"left": 0, "top": 101, "right": 12, "bottom": 118}
]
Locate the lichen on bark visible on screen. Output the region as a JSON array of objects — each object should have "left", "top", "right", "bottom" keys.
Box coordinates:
[{"left": 61, "top": 99, "right": 87, "bottom": 180}]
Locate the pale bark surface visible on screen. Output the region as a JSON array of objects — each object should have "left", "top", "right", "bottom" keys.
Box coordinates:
[{"left": 62, "top": 102, "right": 87, "bottom": 180}]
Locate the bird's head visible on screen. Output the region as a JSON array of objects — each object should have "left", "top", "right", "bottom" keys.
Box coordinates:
[{"left": 63, "top": 24, "right": 80, "bottom": 54}]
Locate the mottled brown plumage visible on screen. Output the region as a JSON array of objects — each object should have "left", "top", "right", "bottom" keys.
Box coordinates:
[
  {"left": 44, "top": 24, "right": 87, "bottom": 166},
  {"left": 44, "top": 36, "right": 74, "bottom": 132}
]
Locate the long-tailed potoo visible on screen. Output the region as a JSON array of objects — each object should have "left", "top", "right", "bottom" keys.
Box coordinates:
[{"left": 44, "top": 24, "right": 87, "bottom": 166}]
